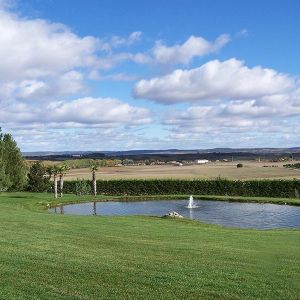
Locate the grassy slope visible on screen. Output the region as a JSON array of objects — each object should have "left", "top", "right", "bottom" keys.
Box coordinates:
[{"left": 0, "top": 193, "right": 299, "bottom": 299}]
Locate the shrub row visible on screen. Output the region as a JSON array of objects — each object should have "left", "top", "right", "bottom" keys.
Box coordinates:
[
  {"left": 60, "top": 179, "right": 300, "bottom": 198},
  {"left": 284, "top": 163, "right": 300, "bottom": 169}
]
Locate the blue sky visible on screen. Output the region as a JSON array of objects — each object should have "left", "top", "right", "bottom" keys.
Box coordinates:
[{"left": 1, "top": 0, "right": 300, "bottom": 151}]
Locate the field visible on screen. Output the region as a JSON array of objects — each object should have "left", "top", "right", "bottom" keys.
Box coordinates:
[
  {"left": 64, "top": 161, "right": 300, "bottom": 181},
  {"left": 0, "top": 192, "right": 299, "bottom": 299}
]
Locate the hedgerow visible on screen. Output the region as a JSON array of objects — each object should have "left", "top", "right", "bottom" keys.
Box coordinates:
[{"left": 59, "top": 178, "right": 300, "bottom": 198}]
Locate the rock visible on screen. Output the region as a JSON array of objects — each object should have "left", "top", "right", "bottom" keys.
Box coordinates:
[{"left": 163, "top": 211, "right": 183, "bottom": 218}]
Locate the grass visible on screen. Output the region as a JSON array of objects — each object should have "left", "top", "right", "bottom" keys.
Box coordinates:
[{"left": 0, "top": 192, "right": 299, "bottom": 299}]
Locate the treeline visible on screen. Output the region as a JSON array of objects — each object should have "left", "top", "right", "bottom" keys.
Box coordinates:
[{"left": 60, "top": 178, "right": 300, "bottom": 198}]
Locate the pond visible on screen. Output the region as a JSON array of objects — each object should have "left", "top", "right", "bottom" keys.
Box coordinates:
[{"left": 49, "top": 199, "right": 300, "bottom": 229}]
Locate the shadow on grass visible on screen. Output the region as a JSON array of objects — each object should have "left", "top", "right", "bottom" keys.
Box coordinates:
[{"left": 7, "top": 195, "right": 29, "bottom": 199}]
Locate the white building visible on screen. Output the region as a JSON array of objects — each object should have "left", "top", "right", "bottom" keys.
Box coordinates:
[{"left": 196, "top": 159, "right": 209, "bottom": 164}]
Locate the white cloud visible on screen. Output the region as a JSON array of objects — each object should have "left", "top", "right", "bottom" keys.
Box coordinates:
[
  {"left": 0, "top": 71, "right": 85, "bottom": 103},
  {"left": 0, "top": 9, "right": 100, "bottom": 81},
  {"left": 0, "top": 9, "right": 143, "bottom": 81},
  {"left": 0, "top": 7, "right": 96, "bottom": 102},
  {"left": 96, "top": 52, "right": 150, "bottom": 70},
  {"left": 109, "top": 31, "right": 142, "bottom": 49},
  {"left": 235, "top": 29, "right": 248, "bottom": 38},
  {"left": 152, "top": 34, "right": 230, "bottom": 65},
  {"left": 163, "top": 109, "right": 300, "bottom": 148},
  {"left": 97, "top": 73, "right": 139, "bottom": 82},
  {"left": 0, "top": 97, "right": 152, "bottom": 127},
  {"left": 0, "top": 5, "right": 156, "bottom": 151},
  {"left": 48, "top": 97, "right": 151, "bottom": 125},
  {"left": 134, "top": 58, "right": 295, "bottom": 103},
  {"left": 16, "top": 80, "right": 48, "bottom": 99},
  {"left": 8, "top": 126, "right": 168, "bottom": 152},
  {"left": 162, "top": 86, "right": 300, "bottom": 147},
  {"left": 0, "top": 6, "right": 148, "bottom": 103}
]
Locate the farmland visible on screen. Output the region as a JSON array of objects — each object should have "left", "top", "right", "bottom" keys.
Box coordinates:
[{"left": 62, "top": 160, "right": 300, "bottom": 181}]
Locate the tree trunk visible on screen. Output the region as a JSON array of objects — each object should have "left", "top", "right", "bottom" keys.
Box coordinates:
[
  {"left": 93, "top": 201, "right": 96, "bottom": 215},
  {"left": 93, "top": 170, "right": 97, "bottom": 196},
  {"left": 60, "top": 174, "right": 64, "bottom": 197},
  {"left": 54, "top": 175, "right": 58, "bottom": 199}
]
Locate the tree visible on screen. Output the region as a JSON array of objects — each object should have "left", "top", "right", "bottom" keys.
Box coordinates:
[
  {"left": 46, "top": 166, "right": 54, "bottom": 180},
  {"left": 58, "top": 164, "right": 70, "bottom": 197},
  {"left": 90, "top": 161, "right": 99, "bottom": 196},
  {"left": 0, "top": 130, "right": 8, "bottom": 191},
  {"left": 27, "top": 161, "right": 50, "bottom": 192},
  {"left": 0, "top": 128, "right": 27, "bottom": 191},
  {"left": 0, "top": 152, "right": 8, "bottom": 192}
]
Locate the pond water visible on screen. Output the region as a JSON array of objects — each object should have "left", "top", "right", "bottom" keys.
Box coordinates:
[{"left": 49, "top": 200, "right": 300, "bottom": 229}]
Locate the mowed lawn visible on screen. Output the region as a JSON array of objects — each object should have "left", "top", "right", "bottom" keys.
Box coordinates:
[
  {"left": 64, "top": 161, "right": 300, "bottom": 181},
  {"left": 0, "top": 193, "right": 299, "bottom": 299}
]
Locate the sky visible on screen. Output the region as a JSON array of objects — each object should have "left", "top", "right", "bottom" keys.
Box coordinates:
[{"left": 0, "top": 0, "right": 300, "bottom": 151}]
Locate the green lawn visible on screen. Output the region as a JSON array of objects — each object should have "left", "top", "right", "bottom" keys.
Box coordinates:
[{"left": 0, "top": 192, "right": 299, "bottom": 299}]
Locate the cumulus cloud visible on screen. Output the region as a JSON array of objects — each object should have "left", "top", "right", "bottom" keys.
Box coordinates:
[
  {"left": 0, "top": 97, "right": 152, "bottom": 127},
  {"left": 0, "top": 10, "right": 100, "bottom": 81},
  {"left": 47, "top": 97, "right": 151, "bottom": 125},
  {"left": 0, "top": 5, "right": 157, "bottom": 153},
  {"left": 0, "top": 6, "right": 147, "bottom": 104},
  {"left": 152, "top": 34, "right": 230, "bottom": 65},
  {"left": 0, "top": 8, "right": 143, "bottom": 80},
  {"left": 134, "top": 58, "right": 295, "bottom": 103},
  {"left": 162, "top": 86, "right": 300, "bottom": 148}
]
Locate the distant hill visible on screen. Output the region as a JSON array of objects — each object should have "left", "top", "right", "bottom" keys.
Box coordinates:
[
  {"left": 23, "top": 147, "right": 300, "bottom": 161},
  {"left": 23, "top": 147, "right": 300, "bottom": 156}
]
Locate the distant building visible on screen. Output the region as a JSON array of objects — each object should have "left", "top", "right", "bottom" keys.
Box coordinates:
[{"left": 196, "top": 159, "right": 209, "bottom": 164}]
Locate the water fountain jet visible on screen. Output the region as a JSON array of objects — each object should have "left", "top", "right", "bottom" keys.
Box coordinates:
[{"left": 187, "top": 195, "right": 197, "bottom": 208}]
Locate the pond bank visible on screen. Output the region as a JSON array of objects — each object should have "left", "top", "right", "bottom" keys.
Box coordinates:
[{"left": 45, "top": 194, "right": 300, "bottom": 209}]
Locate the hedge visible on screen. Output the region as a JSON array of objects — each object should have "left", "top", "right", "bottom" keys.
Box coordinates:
[{"left": 59, "top": 179, "right": 300, "bottom": 198}]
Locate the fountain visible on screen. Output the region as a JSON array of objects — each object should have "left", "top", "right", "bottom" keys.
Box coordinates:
[{"left": 187, "top": 195, "right": 197, "bottom": 208}]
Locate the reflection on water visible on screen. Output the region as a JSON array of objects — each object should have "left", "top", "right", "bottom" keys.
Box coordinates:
[{"left": 49, "top": 200, "right": 300, "bottom": 229}]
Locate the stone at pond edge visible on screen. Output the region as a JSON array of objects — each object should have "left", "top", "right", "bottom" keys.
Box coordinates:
[{"left": 163, "top": 211, "right": 183, "bottom": 218}]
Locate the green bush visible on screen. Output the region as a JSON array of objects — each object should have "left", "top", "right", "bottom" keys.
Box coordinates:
[
  {"left": 58, "top": 178, "right": 300, "bottom": 198},
  {"left": 75, "top": 179, "right": 92, "bottom": 196}
]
